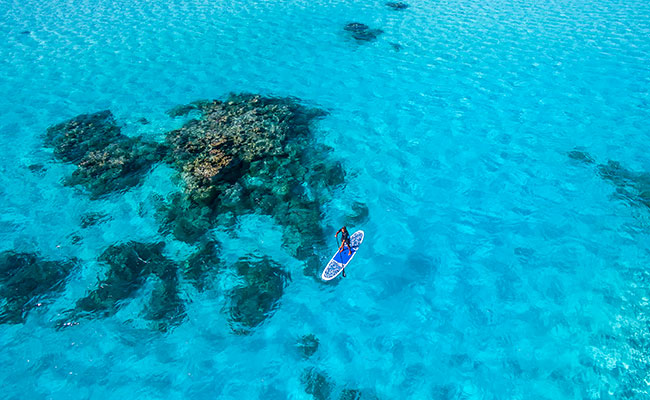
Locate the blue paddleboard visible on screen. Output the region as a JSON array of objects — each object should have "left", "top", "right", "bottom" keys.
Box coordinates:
[{"left": 321, "top": 230, "right": 364, "bottom": 281}]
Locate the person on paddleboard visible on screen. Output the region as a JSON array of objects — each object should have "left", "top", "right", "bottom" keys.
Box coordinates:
[{"left": 335, "top": 226, "right": 353, "bottom": 277}]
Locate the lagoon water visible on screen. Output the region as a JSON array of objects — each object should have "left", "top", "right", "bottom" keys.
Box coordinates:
[{"left": 2, "top": 0, "right": 650, "bottom": 398}]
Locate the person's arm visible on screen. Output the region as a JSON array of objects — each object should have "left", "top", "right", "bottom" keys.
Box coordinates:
[{"left": 335, "top": 228, "right": 342, "bottom": 237}]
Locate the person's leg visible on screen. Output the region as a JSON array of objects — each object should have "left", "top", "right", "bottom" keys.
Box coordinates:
[{"left": 342, "top": 269, "right": 346, "bottom": 277}]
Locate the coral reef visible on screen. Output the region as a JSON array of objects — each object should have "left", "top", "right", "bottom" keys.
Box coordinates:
[
  {"left": 227, "top": 255, "right": 290, "bottom": 334},
  {"left": 386, "top": 2, "right": 409, "bottom": 10},
  {"left": 0, "top": 251, "right": 76, "bottom": 324},
  {"left": 160, "top": 94, "right": 349, "bottom": 269},
  {"left": 80, "top": 212, "right": 111, "bottom": 228},
  {"left": 569, "top": 150, "right": 650, "bottom": 209},
  {"left": 301, "top": 367, "right": 334, "bottom": 400},
  {"left": 165, "top": 100, "right": 210, "bottom": 118},
  {"left": 339, "top": 389, "right": 362, "bottom": 400},
  {"left": 182, "top": 240, "right": 221, "bottom": 292},
  {"left": 75, "top": 242, "right": 185, "bottom": 331},
  {"left": 298, "top": 333, "right": 320, "bottom": 358},
  {"left": 157, "top": 192, "right": 214, "bottom": 243},
  {"left": 44, "top": 110, "right": 163, "bottom": 197},
  {"left": 344, "top": 23, "right": 384, "bottom": 42},
  {"left": 596, "top": 161, "right": 650, "bottom": 208},
  {"left": 41, "top": 93, "right": 361, "bottom": 331},
  {"left": 346, "top": 202, "right": 370, "bottom": 226}
]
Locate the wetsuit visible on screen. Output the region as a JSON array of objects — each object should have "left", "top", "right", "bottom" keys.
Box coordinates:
[{"left": 341, "top": 229, "right": 351, "bottom": 249}]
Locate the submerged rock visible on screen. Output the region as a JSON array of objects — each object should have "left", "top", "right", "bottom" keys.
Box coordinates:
[
  {"left": 44, "top": 110, "right": 163, "bottom": 198},
  {"left": 301, "top": 368, "right": 333, "bottom": 400},
  {"left": 227, "top": 255, "right": 290, "bottom": 334},
  {"left": 298, "top": 333, "right": 320, "bottom": 358},
  {"left": 0, "top": 251, "right": 76, "bottom": 324},
  {"left": 344, "top": 22, "right": 384, "bottom": 42}
]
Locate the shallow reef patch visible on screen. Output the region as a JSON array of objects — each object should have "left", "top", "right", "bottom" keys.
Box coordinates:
[
  {"left": 298, "top": 333, "right": 320, "bottom": 358},
  {"left": 569, "top": 150, "right": 650, "bottom": 209},
  {"left": 183, "top": 240, "right": 221, "bottom": 292},
  {"left": 301, "top": 367, "right": 334, "bottom": 400},
  {"left": 386, "top": 2, "right": 409, "bottom": 10},
  {"left": 344, "top": 22, "right": 384, "bottom": 42},
  {"left": 158, "top": 94, "right": 350, "bottom": 272},
  {"left": 44, "top": 110, "right": 164, "bottom": 198},
  {"left": 40, "top": 92, "right": 363, "bottom": 332},
  {"left": 227, "top": 255, "right": 290, "bottom": 334},
  {"left": 73, "top": 241, "right": 185, "bottom": 331}
]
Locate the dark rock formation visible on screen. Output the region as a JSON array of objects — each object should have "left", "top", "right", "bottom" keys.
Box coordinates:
[
  {"left": 386, "top": 2, "right": 409, "bottom": 10},
  {"left": 44, "top": 110, "right": 163, "bottom": 198},
  {"left": 0, "top": 251, "right": 76, "bottom": 324},
  {"left": 301, "top": 368, "right": 333, "bottom": 400},
  {"left": 344, "top": 22, "right": 384, "bottom": 42},
  {"left": 227, "top": 255, "right": 290, "bottom": 334},
  {"left": 298, "top": 333, "right": 320, "bottom": 358}
]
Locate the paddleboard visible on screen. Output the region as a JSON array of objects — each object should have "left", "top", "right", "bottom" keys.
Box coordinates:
[{"left": 321, "top": 230, "right": 364, "bottom": 281}]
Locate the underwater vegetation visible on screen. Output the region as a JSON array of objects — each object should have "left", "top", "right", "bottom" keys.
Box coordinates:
[
  {"left": 0, "top": 251, "right": 77, "bottom": 324},
  {"left": 44, "top": 110, "right": 163, "bottom": 198},
  {"left": 227, "top": 255, "right": 290, "bottom": 334},
  {"left": 569, "top": 150, "right": 650, "bottom": 209},
  {"left": 344, "top": 23, "right": 384, "bottom": 43}
]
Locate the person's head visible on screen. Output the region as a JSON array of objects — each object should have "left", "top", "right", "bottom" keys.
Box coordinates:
[{"left": 342, "top": 226, "right": 347, "bottom": 232}]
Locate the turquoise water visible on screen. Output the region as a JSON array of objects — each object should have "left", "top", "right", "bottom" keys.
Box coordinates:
[{"left": 2, "top": 0, "right": 650, "bottom": 398}]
